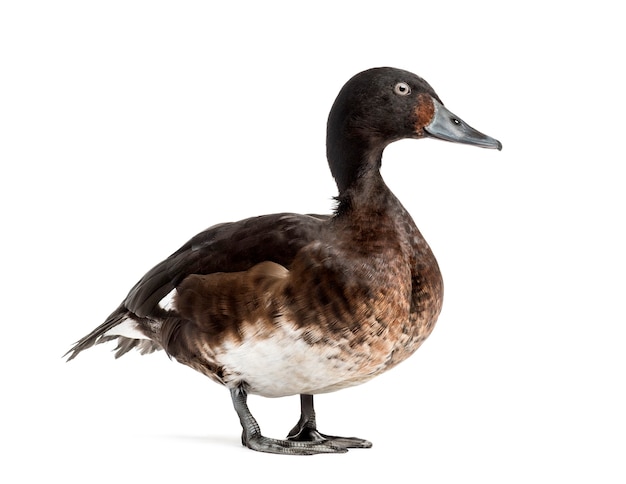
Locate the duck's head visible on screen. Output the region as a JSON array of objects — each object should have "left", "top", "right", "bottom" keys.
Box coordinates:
[{"left": 327, "top": 67, "right": 501, "bottom": 193}]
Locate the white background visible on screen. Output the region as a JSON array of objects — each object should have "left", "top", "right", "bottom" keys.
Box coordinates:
[{"left": 2, "top": 1, "right": 624, "bottom": 482}]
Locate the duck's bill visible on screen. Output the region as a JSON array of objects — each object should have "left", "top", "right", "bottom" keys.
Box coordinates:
[{"left": 424, "top": 99, "right": 502, "bottom": 151}]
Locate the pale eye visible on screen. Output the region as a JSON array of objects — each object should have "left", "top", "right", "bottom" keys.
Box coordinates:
[{"left": 394, "top": 82, "right": 411, "bottom": 96}]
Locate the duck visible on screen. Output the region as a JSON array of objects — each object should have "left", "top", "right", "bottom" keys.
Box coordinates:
[{"left": 66, "top": 67, "right": 501, "bottom": 455}]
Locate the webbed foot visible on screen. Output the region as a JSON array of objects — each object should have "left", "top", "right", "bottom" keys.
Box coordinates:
[
  {"left": 230, "top": 388, "right": 349, "bottom": 455},
  {"left": 286, "top": 394, "right": 372, "bottom": 449}
]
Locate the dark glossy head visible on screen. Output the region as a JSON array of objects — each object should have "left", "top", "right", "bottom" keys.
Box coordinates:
[{"left": 326, "top": 67, "right": 501, "bottom": 192}]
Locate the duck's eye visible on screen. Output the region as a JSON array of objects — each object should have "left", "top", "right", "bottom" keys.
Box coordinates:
[{"left": 394, "top": 82, "right": 411, "bottom": 96}]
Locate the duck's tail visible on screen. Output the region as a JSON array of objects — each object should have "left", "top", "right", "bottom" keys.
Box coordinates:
[{"left": 65, "top": 305, "right": 162, "bottom": 361}]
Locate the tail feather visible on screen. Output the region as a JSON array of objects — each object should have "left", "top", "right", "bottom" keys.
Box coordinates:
[
  {"left": 109, "top": 335, "right": 160, "bottom": 359},
  {"left": 65, "top": 305, "right": 161, "bottom": 361}
]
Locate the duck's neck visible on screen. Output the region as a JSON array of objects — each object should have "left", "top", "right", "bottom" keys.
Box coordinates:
[
  {"left": 327, "top": 135, "right": 394, "bottom": 216},
  {"left": 335, "top": 167, "right": 396, "bottom": 218},
  {"left": 327, "top": 131, "right": 386, "bottom": 194}
]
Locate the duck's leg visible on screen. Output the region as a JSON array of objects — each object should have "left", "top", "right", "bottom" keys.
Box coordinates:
[
  {"left": 230, "top": 387, "right": 347, "bottom": 455},
  {"left": 286, "top": 394, "right": 372, "bottom": 449}
]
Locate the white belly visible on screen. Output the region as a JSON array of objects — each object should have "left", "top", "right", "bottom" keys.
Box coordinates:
[{"left": 212, "top": 320, "right": 390, "bottom": 398}]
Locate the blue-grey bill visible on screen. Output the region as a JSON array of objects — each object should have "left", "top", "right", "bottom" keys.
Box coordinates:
[{"left": 425, "top": 99, "right": 502, "bottom": 151}]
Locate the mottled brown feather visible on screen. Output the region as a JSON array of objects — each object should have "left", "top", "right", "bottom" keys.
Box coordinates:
[{"left": 155, "top": 170, "right": 442, "bottom": 388}]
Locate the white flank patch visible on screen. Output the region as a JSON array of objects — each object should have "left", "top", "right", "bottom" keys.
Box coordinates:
[
  {"left": 103, "top": 317, "right": 150, "bottom": 340},
  {"left": 158, "top": 288, "right": 177, "bottom": 311}
]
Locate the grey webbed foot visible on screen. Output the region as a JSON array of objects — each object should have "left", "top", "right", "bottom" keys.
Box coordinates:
[
  {"left": 286, "top": 394, "right": 372, "bottom": 449},
  {"left": 230, "top": 388, "right": 348, "bottom": 455}
]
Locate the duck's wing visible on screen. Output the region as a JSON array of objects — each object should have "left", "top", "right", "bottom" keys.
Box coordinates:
[
  {"left": 66, "top": 212, "right": 330, "bottom": 360},
  {"left": 124, "top": 212, "right": 330, "bottom": 318}
]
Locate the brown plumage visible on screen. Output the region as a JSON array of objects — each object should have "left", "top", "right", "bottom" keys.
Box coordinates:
[{"left": 67, "top": 67, "right": 501, "bottom": 454}]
